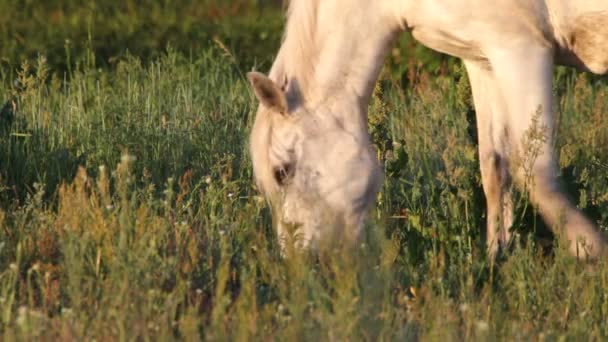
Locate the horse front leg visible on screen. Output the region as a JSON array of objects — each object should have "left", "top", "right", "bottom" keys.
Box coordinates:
[
  {"left": 488, "top": 42, "right": 606, "bottom": 259},
  {"left": 464, "top": 60, "right": 513, "bottom": 260}
]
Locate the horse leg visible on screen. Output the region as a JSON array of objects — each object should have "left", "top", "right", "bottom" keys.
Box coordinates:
[
  {"left": 464, "top": 60, "right": 513, "bottom": 260},
  {"left": 488, "top": 43, "right": 606, "bottom": 259}
]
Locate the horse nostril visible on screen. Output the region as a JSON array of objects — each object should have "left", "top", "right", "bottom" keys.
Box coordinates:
[{"left": 273, "top": 163, "right": 294, "bottom": 185}]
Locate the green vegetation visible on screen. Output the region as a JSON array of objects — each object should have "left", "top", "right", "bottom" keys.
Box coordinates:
[{"left": 1, "top": 1, "right": 607, "bottom": 340}]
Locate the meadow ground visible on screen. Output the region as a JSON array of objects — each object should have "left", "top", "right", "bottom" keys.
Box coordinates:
[{"left": 1, "top": 1, "right": 608, "bottom": 340}]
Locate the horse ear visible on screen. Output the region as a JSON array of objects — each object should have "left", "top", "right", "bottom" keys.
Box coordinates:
[{"left": 247, "top": 72, "right": 288, "bottom": 115}]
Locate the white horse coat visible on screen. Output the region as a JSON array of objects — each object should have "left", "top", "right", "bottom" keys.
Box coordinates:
[{"left": 248, "top": 0, "right": 608, "bottom": 258}]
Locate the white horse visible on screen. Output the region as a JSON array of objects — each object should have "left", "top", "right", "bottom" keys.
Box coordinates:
[{"left": 248, "top": 0, "right": 608, "bottom": 258}]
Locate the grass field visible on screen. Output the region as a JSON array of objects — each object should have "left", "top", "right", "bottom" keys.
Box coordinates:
[{"left": 1, "top": 1, "right": 608, "bottom": 340}]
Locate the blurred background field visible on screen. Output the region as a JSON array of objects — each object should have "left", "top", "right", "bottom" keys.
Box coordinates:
[{"left": 1, "top": 1, "right": 608, "bottom": 340}]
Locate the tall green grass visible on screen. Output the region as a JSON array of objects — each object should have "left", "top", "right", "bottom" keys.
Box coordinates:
[
  {"left": 1, "top": 3, "right": 608, "bottom": 340},
  {"left": 0, "top": 0, "right": 284, "bottom": 74}
]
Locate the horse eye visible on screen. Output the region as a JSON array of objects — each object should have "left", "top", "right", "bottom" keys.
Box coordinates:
[{"left": 273, "top": 163, "right": 294, "bottom": 185}]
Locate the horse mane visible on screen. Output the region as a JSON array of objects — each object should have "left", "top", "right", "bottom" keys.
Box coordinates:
[
  {"left": 253, "top": 0, "right": 384, "bottom": 194},
  {"left": 251, "top": 0, "right": 380, "bottom": 198},
  {"left": 280, "top": 0, "right": 321, "bottom": 102},
  {"left": 250, "top": 0, "right": 322, "bottom": 199}
]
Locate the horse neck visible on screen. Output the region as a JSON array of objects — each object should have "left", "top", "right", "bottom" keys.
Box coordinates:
[{"left": 276, "top": 0, "right": 402, "bottom": 130}]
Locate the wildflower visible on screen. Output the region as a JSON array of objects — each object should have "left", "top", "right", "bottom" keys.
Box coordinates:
[
  {"left": 120, "top": 153, "right": 137, "bottom": 163},
  {"left": 475, "top": 320, "right": 489, "bottom": 332},
  {"left": 16, "top": 306, "right": 27, "bottom": 326}
]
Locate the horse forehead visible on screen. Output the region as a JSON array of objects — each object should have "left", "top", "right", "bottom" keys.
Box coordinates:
[
  {"left": 270, "top": 112, "right": 322, "bottom": 138},
  {"left": 270, "top": 121, "right": 299, "bottom": 147}
]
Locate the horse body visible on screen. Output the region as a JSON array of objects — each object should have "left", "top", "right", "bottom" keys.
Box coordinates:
[
  {"left": 403, "top": 0, "right": 608, "bottom": 73},
  {"left": 248, "top": 0, "right": 608, "bottom": 258}
]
